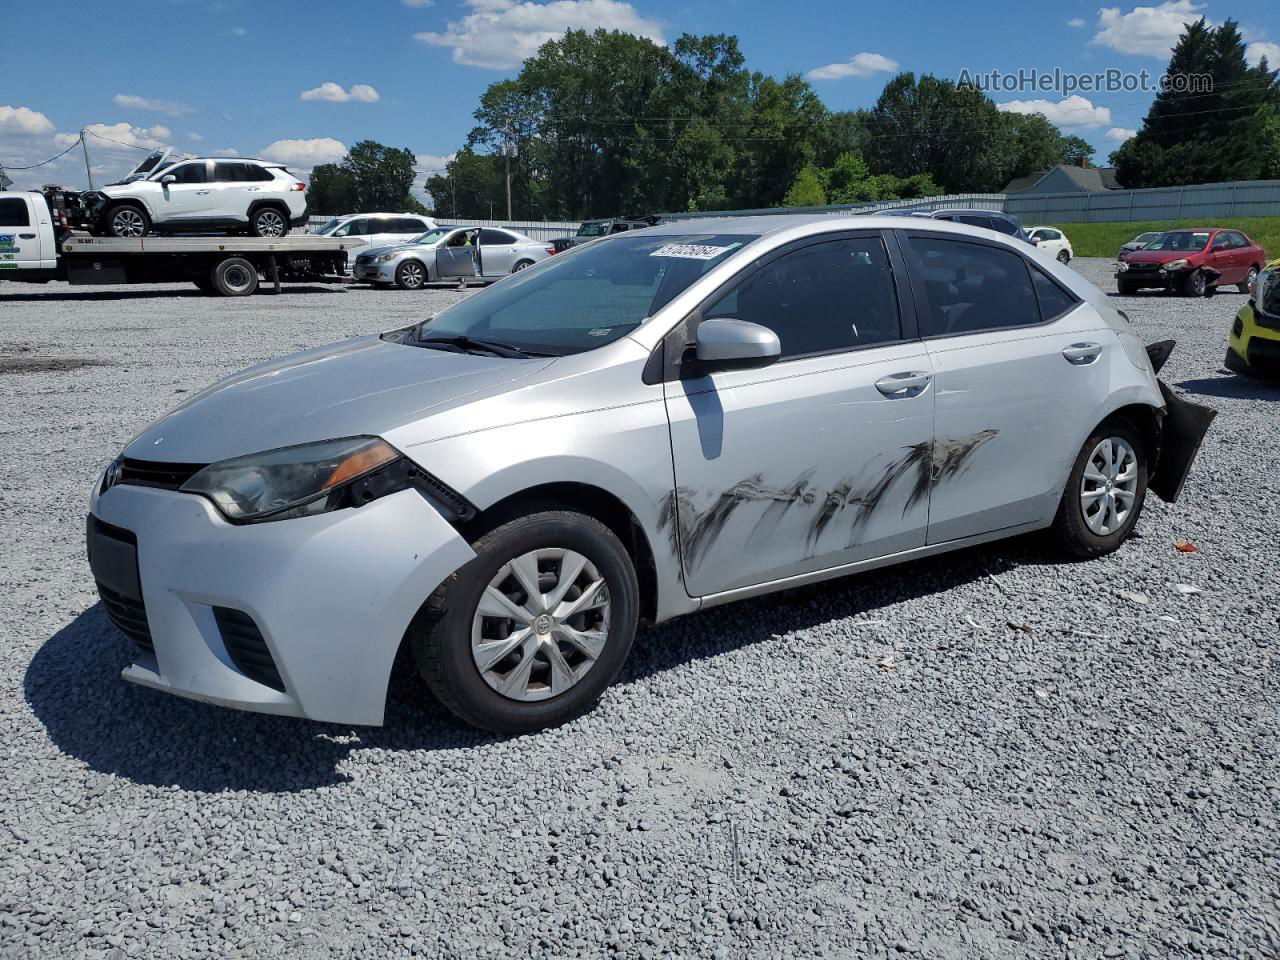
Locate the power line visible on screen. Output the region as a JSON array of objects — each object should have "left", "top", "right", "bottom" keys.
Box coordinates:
[{"left": 0, "top": 138, "right": 83, "bottom": 171}]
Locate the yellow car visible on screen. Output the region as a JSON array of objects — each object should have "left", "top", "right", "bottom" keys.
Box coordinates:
[{"left": 1226, "top": 259, "right": 1280, "bottom": 376}]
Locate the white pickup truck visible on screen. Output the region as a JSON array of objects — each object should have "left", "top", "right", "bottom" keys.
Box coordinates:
[{"left": 0, "top": 190, "right": 355, "bottom": 296}]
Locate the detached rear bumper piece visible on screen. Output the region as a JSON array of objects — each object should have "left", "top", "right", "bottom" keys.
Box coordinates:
[
  {"left": 1150, "top": 380, "right": 1217, "bottom": 503},
  {"left": 88, "top": 482, "right": 474, "bottom": 725}
]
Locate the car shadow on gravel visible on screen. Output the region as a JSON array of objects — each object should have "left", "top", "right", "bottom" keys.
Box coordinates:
[
  {"left": 0, "top": 287, "right": 345, "bottom": 302},
  {"left": 24, "top": 605, "right": 500, "bottom": 794},
  {"left": 1176, "top": 375, "right": 1280, "bottom": 401}
]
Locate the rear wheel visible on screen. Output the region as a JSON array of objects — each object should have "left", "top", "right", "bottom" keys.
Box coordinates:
[
  {"left": 1239, "top": 265, "right": 1259, "bottom": 294},
  {"left": 250, "top": 206, "right": 289, "bottom": 238},
  {"left": 106, "top": 204, "right": 150, "bottom": 239},
  {"left": 411, "top": 508, "right": 639, "bottom": 733},
  {"left": 1050, "top": 421, "right": 1148, "bottom": 559},
  {"left": 210, "top": 257, "right": 259, "bottom": 297},
  {"left": 1056, "top": 249, "right": 1071, "bottom": 264},
  {"left": 512, "top": 259, "right": 535, "bottom": 273},
  {"left": 395, "top": 259, "right": 427, "bottom": 290}
]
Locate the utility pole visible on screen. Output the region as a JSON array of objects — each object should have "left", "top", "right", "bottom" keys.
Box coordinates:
[
  {"left": 80, "top": 130, "right": 95, "bottom": 190},
  {"left": 503, "top": 120, "right": 513, "bottom": 221}
]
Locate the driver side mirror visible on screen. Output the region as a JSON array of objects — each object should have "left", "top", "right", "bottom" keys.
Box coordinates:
[
  {"left": 160, "top": 174, "right": 177, "bottom": 184},
  {"left": 691, "top": 318, "right": 780, "bottom": 373}
]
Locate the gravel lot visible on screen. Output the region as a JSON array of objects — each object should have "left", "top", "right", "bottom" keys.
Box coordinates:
[{"left": 1, "top": 259, "right": 1277, "bottom": 959}]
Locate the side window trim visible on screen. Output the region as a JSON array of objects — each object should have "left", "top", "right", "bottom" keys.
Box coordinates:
[
  {"left": 653, "top": 229, "right": 916, "bottom": 383},
  {"left": 897, "top": 229, "right": 1077, "bottom": 340}
]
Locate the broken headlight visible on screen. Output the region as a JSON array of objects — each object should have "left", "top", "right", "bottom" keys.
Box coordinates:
[{"left": 180, "top": 437, "right": 402, "bottom": 523}]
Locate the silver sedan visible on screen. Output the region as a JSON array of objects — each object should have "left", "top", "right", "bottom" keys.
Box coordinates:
[
  {"left": 87, "top": 215, "right": 1215, "bottom": 733},
  {"left": 352, "top": 225, "right": 553, "bottom": 289}
]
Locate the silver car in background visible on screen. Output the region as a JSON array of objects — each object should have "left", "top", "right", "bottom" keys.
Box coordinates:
[
  {"left": 87, "top": 215, "right": 1215, "bottom": 733},
  {"left": 353, "top": 226, "right": 554, "bottom": 289}
]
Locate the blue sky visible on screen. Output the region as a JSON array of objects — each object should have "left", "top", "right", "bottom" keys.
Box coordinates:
[{"left": 2, "top": 0, "right": 1277, "bottom": 199}]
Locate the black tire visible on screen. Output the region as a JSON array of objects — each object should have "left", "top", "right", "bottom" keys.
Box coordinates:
[
  {"left": 1181, "top": 269, "right": 1207, "bottom": 297},
  {"left": 1224, "top": 346, "right": 1256, "bottom": 376},
  {"left": 1238, "top": 265, "right": 1259, "bottom": 295},
  {"left": 192, "top": 276, "right": 215, "bottom": 294},
  {"left": 1050, "top": 420, "right": 1148, "bottom": 559},
  {"left": 1117, "top": 280, "right": 1140, "bottom": 296},
  {"left": 395, "top": 259, "right": 427, "bottom": 290},
  {"left": 410, "top": 508, "right": 640, "bottom": 733},
  {"left": 249, "top": 206, "right": 290, "bottom": 238},
  {"left": 512, "top": 259, "right": 535, "bottom": 273},
  {"left": 1057, "top": 250, "right": 1071, "bottom": 264},
  {"left": 210, "top": 257, "right": 259, "bottom": 297},
  {"left": 105, "top": 203, "right": 150, "bottom": 239}
]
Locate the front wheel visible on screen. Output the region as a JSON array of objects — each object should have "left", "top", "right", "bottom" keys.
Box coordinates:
[
  {"left": 1050, "top": 422, "right": 1148, "bottom": 559},
  {"left": 1117, "top": 280, "right": 1139, "bottom": 296},
  {"left": 395, "top": 259, "right": 427, "bottom": 290},
  {"left": 106, "top": 204, "right": 150, "bottom": 239},
  {"left": 411, "top": 509, "right": 639, "bottom": 733},
  {"left": 250, "top": 207, "right": 290, "bottom": 238},
  {"left": 1239, "top": 266, "right": 1259, "bottom": 295},
  {"left": 1181, "top": 269, "right": 1207, "bottom": 297}
]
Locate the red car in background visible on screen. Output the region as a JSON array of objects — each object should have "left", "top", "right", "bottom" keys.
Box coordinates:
[{"left": 1116, "top": 228, "right": 1266, "bottom": 297}]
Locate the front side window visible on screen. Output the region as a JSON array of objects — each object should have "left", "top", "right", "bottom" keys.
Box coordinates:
[
  {"left": 576, "top": 222, "right": 607, "bottom": 238},
  {"left": 340, "top": 219, "right": 370, "bottom": 237},
  {"left": 411, "top": 228, "right": 451, "bottom": 245},
  {"left": 165, "top": 162, "right": 208, "bottom": 184},
  {"left": 418, "top": 233, "right": 756, "bottom": 356},
  {"left": 1212, "top": 233, "right": 1231, "bottom": 251},
  {"left": 703, "top": 236, "right": 901, "bottom": 359},
  {"left": 901, "top": 235, "right": 1041, "bottom": 337},
  {"left": 0, "top": 197, "right": 30, "bottom": 227}
]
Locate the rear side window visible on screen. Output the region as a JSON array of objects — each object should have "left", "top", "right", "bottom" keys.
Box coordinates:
[
  {"left": 0, "top": 198, "right": 30, "bottom": 226},
  {"left": 391, "top": 217, "right": 424, "bottom": 233},
  {"left": 1226, "top": 231, "right": 1249, "bottom": 249},
  {"left": 213, "top": 162, "right": 248, "bottom": 182},
  {"left": 955, "top": 214, "right": 993, "bottom": 230},
  {"left": 901, "top": 235, "right": 1041, "bottom": 337},
  {"left": 343, "top": 219, "right": 370, "bottom": 236},
  {"left": 246, "top": 164, "right": 276, "bottom": 182},
  {"left": 479, "top": 228, "right": 516, "bottom": 244},
  {"left": 1030, "top": 268, "right": 1079, "bottom": 322},
  {"left": 986, "top": 217, "right": 1019, "bottom": 236},
  {"left": 703, "top": 236, "right": 901, "bottom": 359}
]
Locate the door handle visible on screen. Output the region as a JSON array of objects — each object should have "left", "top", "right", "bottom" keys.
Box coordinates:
[
  {"left": 247, "top": 187, "right": 261, "bottom": 192},
  {"left": 1062, "top": 342, "right": 1103, "bottom": 365},
  {"left": 18, "top": 233, "right": 36, "bottom": 239},
  {"left": 195, "top": 190, "right": 211, "bottom": 195},
  {"left": 875, "top": 371, "right": 932, "bottom": 397}
]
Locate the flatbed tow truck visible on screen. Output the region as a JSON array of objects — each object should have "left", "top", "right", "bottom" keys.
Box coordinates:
[{"left": 1, "top": 189, "right": 354, "bottom": 296}]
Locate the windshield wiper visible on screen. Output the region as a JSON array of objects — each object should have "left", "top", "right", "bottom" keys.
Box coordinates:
[{"left": 417, "top": 334, "right": 536, "bottom": 359}]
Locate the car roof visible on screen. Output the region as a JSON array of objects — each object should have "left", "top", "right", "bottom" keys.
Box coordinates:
[
  {"left": 637, "top": 213, "right": 1033, "bottom": 241},
  {"left": 931, "top": 208, "right": 1016, "bottom": 219},
  {"left": 1165, "top": 227, "right": 1216, "bottom": 233}
]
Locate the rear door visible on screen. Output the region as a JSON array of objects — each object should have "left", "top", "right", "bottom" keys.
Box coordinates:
[
  {"left": 664, "top": 230, "right": 935, "bottom": 596},
  {"left": 478, "top": 228, "right": 519, "bottom": 275},
  {"left": 897, "top": 230, "right": 1109, "bottom": 544},
  {"left": 0, "top": 196, "right": 43, "bottom": 270},
  {"left": 1209, "top": 231, "right": 1239, "bottom": 284},
  {"left": 209, "top": 162, "right": 253, "bottom": 220}
]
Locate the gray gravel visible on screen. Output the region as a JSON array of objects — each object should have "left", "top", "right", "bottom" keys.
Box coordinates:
[{"left": 1, "top": 261, "right": 1277, "bottom": 959}]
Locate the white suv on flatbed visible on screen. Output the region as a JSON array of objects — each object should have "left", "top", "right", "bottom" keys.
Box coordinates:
[{"left": 86, "top": 150, "right": 308, "bottom": 238}]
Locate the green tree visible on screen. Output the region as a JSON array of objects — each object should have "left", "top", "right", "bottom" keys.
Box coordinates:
[
  {"left": 782, "top": 165, "right": 827, "bottom": 206},
  {"left": 342, "top": 140, "right": 427, "bottom": 214},
  {"left": 307, "top": 163, "right": 355, "bottom": 214},
  {"left": 425, "top": 148, "right": 504, "bottom": 219}
]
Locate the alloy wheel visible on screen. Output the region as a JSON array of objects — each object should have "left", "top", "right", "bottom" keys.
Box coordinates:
[
  {"left": 471, "top": 548, "right": 611, "bottom": 702},
  {"left": 255, "top": 210, "right": 286, "bottom": 238},
  {"left": 400, "top": 262, "right": 425, "bottom": 288},
  {"left": 111, "top": 209, "right": 146, "bottom": 238},
  {"left": 1080, "top": 436, "right": 1138, "bottom": 535}
]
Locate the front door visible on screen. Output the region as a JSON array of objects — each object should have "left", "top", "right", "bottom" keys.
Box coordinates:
[
  {"left": 664, "top": 231, "right": 934, "bottom": 597},
  {"left": 897, "top": 230, "right": 1111, "bottom": 544},
  {"left": 0, "top": 196, "right": 42, "bottom": 270},
  {"left": 435, "top": 229, "right": 480, "bottom": 278},
  {"left": 152, "top": 161, "right": 213, "bottom": 223}
]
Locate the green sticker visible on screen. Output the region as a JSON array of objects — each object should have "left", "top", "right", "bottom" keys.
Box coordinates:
[{"left": 0, "top": 263, "right": 18, "bottom": 270}]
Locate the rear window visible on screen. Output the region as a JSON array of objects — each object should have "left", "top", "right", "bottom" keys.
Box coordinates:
[{"left": 0, "top": 197, "right": 30, "bottom": 227}]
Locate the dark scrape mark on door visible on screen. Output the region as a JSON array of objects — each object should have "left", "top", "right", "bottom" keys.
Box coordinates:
[
  {"left": 931, "top": 429, "right": 998, "bottom": 483},
  {"left": 845, "top": 441, "right": 933, "bottom": 543},
  {"left": 748, "top": 469, "right": 817, "bottom": 547}
]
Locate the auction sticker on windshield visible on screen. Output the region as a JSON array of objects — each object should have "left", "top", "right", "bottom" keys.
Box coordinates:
[{"left": 650, "top": 243, "right": 738, "bottom": 260}]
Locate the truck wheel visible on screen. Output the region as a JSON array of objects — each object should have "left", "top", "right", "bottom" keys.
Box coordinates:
[
  {"left": 211, "top": 258, "right": 259, "bottom": 297},
  {"left": 250, "top": 207, "right": 290, "bottom": 238},
  {"left": 192, "top": 277, "right": 215, "bottom": 294},
  {"left": 106, "top": 204, "right": 150, "bottom": 239},
  {"left": 395, "top": 260, "right": 427, "bottom": 290}
]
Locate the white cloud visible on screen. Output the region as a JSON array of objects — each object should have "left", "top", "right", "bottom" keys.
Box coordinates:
[
  {"left": 231, "top": 27, "right": 247, "bottom": 37},
  {"left": 997, "top": 95, "right": 1112, "bottom": 128},
  {"left": 112, "top": 94, "right": 195, "bottom": 117},
  {"left": 805, "top": 52, "right": 898, "bottom": 81},
  {"left": 55, "top": 122, "right": 172, "bottom": 151},
  {"left": 300, "top": 82, "right": 381, "bottom": 103},
  {"left": 1092, "top": 1, "right": 1206, "bottom": 58},
  {"left": 1105, "top": 126, "right": 1138, "bottom": 142},
  {"left": 188, "top": 132, "right": 204, "bottom": 142},
  {"left": 401, "top": 0, "right": 434, "bottom": 6},
  {"left": 1247, "top": 41, "right": 1280, "bottom": 66},
  {"left": 0, "top": 105, "right": 55, "bottom": 136},
  {"left": 260, "top": 137, "right": 347, "bottom": 167},
  {"left": 1067, "top": 17, "right": 1087, "bottom": 28},
  {"left": 414, "top": 152, "right": 456, "bottom": 174},
  {"left": 212, "top": 148, "right": 240, "bottom": 157},
  {"left": 415, "top": 0, "right": 663, "bottom": 69}
]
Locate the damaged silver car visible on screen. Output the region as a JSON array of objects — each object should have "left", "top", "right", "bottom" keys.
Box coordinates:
[{"left": 88, "top": 215, "right": 1215, "bottom": 733}]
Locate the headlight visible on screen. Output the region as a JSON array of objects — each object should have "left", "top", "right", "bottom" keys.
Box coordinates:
[
  {"left": 180, "top": 437, "right": 400, "bottom": 523},
  {"left": 1161, "top": 259, "right": 1190, "bottom": 272},
  {"left": 1249, "top": 268, "right": 1268, "bottom": 301},
  {"left": 375, "top": 253, "right": 398, "bottom": 263},
  {"left": 1116, "top": 261, "right": 1129, "bottom": 273}
]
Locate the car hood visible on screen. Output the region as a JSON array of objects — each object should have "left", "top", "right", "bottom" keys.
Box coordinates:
[
  {"left": 124, "top": 335, "right": 554, "bottom": 464},
  {"left": 360, "top": 242, "right": 434, "bottom": 259},
  {"left": 1121, "top": 249, "right": 1202, "bottom": 265}
]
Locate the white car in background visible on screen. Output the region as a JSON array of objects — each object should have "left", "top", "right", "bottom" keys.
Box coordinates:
[
  {"left": 1027, "top": 226, "right": 1074, "bottom": 264},
  {"left": 313, "top": 213, "right": 437, "bottom": 261},
  {"left": 86, "top": 150, "right": 309, "bottom": 238},
  {"left": 352, "top": 225, "right": 554, "bottom": 289}
]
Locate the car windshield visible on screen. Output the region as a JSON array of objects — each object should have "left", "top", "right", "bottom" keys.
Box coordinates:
[
  {"left": 410, "top": 228, "right": 451, "bottom": 245},
  {"left": 417, "top": 232, "right": 757, "bottom": 356},
  {"left": 576, "top": 222, "right": 608, "bottom": 237},
  {"left": 1145, "top": 232, "right": 1210, "bottom": 252},
  {"left": 1136, "top": 233, "right": 1161, "bottom": 244}
]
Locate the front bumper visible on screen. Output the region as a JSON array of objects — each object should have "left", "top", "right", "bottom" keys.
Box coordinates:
[
  {"left": 352, "top": 261, "right": 396, "bottom": 283},
  {"left": 88, "top": 482, "right": 474, "bottom": 725},
  {"left": 1229, "top": 303, "right": 1280, "bottom": 375}
]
